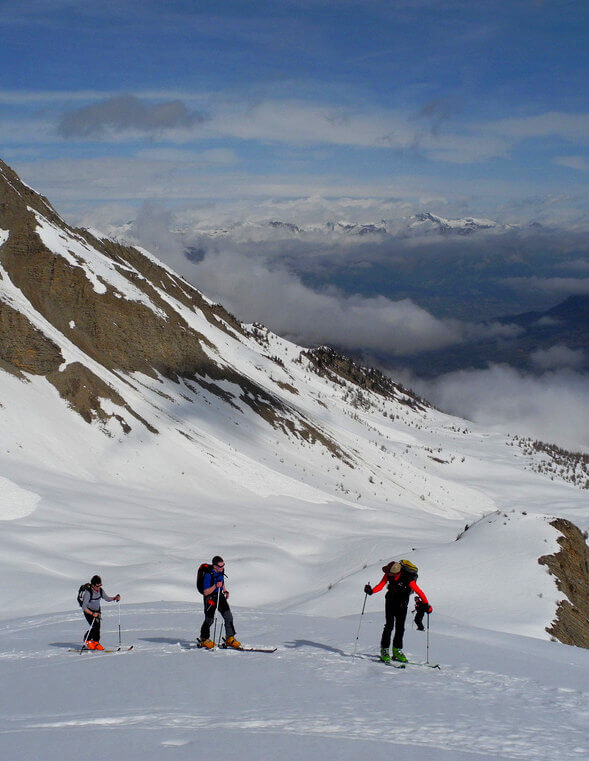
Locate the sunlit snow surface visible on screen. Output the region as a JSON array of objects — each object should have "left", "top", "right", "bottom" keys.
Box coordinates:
[{"left": 0, "top": 604, "right": 587, "bottom": 761}]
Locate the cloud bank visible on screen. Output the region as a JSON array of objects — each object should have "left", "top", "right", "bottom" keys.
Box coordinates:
[
  {"left": 401, "top": 365, "right": 589, "bottom": 452},
  {"left": 58, "top": 94, "right": 204, "bottom": 138},
  {"left": 126, "top": 211, "right": 521, "bottom": 355},
  {"left": 107, "top": 203, "right": 589, "bottom": 454}
]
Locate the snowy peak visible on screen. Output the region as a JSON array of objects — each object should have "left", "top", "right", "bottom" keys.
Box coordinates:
[
  {"left": 145, "top": 211, "right": 508, "bottom": 248},
  {"left": 409, "top": 211, "right": 498, "bottom": 235}
]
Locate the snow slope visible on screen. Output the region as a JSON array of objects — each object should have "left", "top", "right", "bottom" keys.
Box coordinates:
[{"left": 1, "top": 604, "right": 587, "bottom": 761}]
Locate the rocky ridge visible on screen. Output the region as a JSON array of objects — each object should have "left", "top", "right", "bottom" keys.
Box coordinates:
[{"left": 0, "top": 158, "right": 350, "bottom": 454}]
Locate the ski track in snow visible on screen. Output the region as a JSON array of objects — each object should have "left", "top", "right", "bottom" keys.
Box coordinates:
[{"left": 0, "top": 605, "right": 587, "bottom": 761}]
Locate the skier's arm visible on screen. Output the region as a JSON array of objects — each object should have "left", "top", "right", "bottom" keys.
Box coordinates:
[
  {"left": 203, "top": 573, "right": 219, "bottom": 597},
  {"left": 101, "top": 588, "right": 121, "bottom": 602},
  {"left": 409, "top": 580, "right": 432, "bottom": 611},
  {"left": 371, "top": 574, "right": 388, "bottom": 594}
]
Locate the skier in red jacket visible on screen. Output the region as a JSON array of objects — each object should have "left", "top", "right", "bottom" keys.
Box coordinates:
[{"left": 364, "top": 560, "right": 432, "bottom": 663}]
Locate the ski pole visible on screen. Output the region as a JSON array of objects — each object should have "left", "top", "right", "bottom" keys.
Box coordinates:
[
  {"left": 117, "top": 601, "right": 122, "bottom": 648},
  {"left": 426, "top": 612, "right": 430, "bottom": 664},
  {"left": 83, "top": 614, "right": 98, "bottom": 650},
  {"left": 352, "top": 590, "right": 369, "bottom": 659},
  {"left": 212, "top": 585, "right": 221, "bottom": 645}
]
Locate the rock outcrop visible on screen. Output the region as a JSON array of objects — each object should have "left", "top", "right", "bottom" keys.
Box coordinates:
[{"left": 539, "top": 518, "right": 589, "bottom": 649}]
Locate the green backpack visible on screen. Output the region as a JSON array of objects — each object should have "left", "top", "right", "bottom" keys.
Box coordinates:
[{"left": 382, "top": 559, "right": 418, "bottom": 580}]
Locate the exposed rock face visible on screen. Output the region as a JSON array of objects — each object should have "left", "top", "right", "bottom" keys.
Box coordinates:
[
  {"left": 539, "top": 518, "right": 589, "bottom": 649},
  {"left": 0, "top": 158, "right": 350, "bottom": 455},
  {"left": 302, "top": 346, "right": 428, "bottom": 410},
  {"left": 0, "top": 299, "right": 63, "bottom": 376}
]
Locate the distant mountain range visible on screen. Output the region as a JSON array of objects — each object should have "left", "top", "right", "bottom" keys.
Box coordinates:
[{"left": 178, "top": 210, "right": 521, "bottom": 244}]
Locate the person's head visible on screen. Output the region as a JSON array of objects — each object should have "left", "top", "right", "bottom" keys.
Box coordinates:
[
  {"left": 212, "top": 556, "right": 225, "bottom": 571},
  {"left": 90, "top": 574, "right": 102, "bottom": 588},
  {"left": 389, "top": 562, "right": 402, "bottom": 576}
]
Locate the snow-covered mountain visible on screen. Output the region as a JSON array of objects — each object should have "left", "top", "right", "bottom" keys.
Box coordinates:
[
  {"left": 184, "top": 210, "right": 510, "bottom": 243},
  {"left": 100, "top": 209, "right": 518, "bottom": 249},
  {"left": 0, "top": 157, "right": 587, "bottom": 646},
  {"left": 1, "top": 157, "right": 588, "bottom": 761},
  {"left": 408, "top": 210, "right": 500, "bottom": 235}
]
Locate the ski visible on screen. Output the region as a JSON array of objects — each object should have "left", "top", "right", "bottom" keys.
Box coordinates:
[
  {"left": 357, "top": 653, "right": 405, "bottom": 668},
  {"left": 382, "top": 659, "right": 405, "bottom": 669},
  {"left": 68, "top": 645, "right": 134, "bottom": 653},
  {"left": 221, "top": 645, "right": 277, "bottom": 653},
  {"left": 190, "top": 643, "right": 276, "bottom": 653},
  {"left": 405, "top": 660, "right": 440, "bottom": 669}
]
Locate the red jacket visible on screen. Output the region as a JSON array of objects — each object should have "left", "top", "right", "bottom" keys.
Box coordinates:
[{"left": 372, "top": 572, "right": 429, "bottom": 605}]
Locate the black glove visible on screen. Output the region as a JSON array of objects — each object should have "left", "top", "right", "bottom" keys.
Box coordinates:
[{"left": 364, "top": 584, "right": 373, "bottom": 595}]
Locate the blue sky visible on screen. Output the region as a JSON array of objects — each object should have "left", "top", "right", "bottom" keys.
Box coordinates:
[
  {"left": 1, "top": 0, "right": 588, "bottom": 223},
  {"left": 1, "top": 0, "right": 588, "bottom": 447}
]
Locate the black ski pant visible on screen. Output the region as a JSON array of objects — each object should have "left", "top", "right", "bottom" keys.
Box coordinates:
[
  {"left": 380, "top": 594, "right": 408, "bottom": 650},
  {"left": 83, "top": 611, "right": 101, "bottom": 642},
  {"left": 200, "top": 593, "right": 235, "bottom": 641}
]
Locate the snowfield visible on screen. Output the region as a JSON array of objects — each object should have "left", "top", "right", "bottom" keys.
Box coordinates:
[{"left": 1, "top": 604, "right": 587, "bottom": 761}]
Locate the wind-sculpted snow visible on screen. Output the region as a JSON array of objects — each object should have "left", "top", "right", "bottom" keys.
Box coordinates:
[
  {"left": 0, "top": 475, "right": 40, "bottom": 520},
  {"left": 0, "top": 604, "right": 587, "bottom": 761}
]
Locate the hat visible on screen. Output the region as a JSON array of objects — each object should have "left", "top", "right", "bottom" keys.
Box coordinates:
[
  {"left": 389, "top": 562, "right": 402, "bottom": 575},
  {"left": 90, "top": 574, "right": 102, "bottom": 585}
]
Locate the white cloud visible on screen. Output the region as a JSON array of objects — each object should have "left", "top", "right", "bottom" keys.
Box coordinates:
[
  {"left": 554, "top": 156, "right": 589, "bottom": 172},
  {"left": 178, "top": 249, "right": 467, "bottom": 353},
  {"left": 135, "top": 147, "right": 240, "bottom": 166},
  {"left": 120, "top": 222, "right": 523, "bottom": 355},
  {"left": 489, "top": 112, "right": 589, "bottom": 143},
  {"left": 402, "top": 364, "right": 589, "bottom": 452},
  {"left": 57, "top": 94, "right": 204, "bottom": 138},
  {"left": 530, "top": 345, "right": 585, "bottom": 371}
]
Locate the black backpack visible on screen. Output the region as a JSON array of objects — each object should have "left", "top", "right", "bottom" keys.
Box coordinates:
[
  {"left": 196, "top": 563, "right": 213, "bottom": 595},
  {"left": 77, "top": 582, "right": 92, "bottom": 608}
]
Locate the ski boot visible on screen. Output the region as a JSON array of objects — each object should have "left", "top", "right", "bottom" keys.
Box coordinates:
[
  {"left": 197, "top": 638, "right": 215, "bottom": 649},
  {"left": 380, "top": 647, "right": 391, "bottom": 663},
  {"left": 93, "top": 642, "right": 104, "bottom": 651},
  {"left": 224, "top": 636, "right": 242, "bottom": 650},
  {"left": 392, "top": 647, "right": 408, "bottom": 663},
  {"left": 85, "top": 641, "right": 97, "bottom": 650}
]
